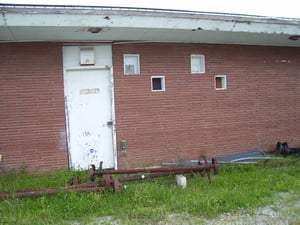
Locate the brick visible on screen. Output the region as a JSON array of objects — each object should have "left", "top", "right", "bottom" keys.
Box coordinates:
[
  {"left": 112, "top": 43, "right": 300, "bottom": 168},
  {"left": 0, "top": 42, "right": 68, "bottom": 171},
  {"left": 1, "top": 42, "right": 299, "bottom": 171}
]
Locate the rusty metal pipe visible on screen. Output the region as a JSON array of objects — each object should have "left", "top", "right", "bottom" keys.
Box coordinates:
[
  {"left": 118, "top": 168, "right": 212, "bottom": 182},
  {"left": 0, "top": 183, "right": 107, "bottom": 199},
  {"left": 0, "top": 188, "right": 61, "bottom": 199},
  {"left": 1, "top": 159, "right": 218, "bottom": 199},
  {"left": 93, "top": 164, "right": 217, "bottom": 176},
  {"left": 119, "top": 171, "right": 185, "bottom": 182}
]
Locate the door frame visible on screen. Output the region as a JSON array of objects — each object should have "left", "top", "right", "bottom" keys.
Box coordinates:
[{"left": 63, "top": 65, "right": 118, "bottom": 169}]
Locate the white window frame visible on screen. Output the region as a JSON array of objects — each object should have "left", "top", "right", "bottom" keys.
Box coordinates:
[
  {"left": 191, "top": 54, "right": 205, "bottom": 74},
  {"left": 123, "top": 54, "right": 140, "bottom": 75},
  {"left": 215, "top": 75, "right": 227, "bottom": 90},
  {"left": 151, "top": 76, "right": 166, "bottom": 92}
]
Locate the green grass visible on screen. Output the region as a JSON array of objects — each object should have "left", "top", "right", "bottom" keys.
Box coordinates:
[{"left": 0, "top": 158, "right": 299, "bottom": 224}]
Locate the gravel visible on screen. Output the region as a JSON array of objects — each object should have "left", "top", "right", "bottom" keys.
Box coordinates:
[{"left": 203, "top": 192, "right": 300, "bottom": 225}]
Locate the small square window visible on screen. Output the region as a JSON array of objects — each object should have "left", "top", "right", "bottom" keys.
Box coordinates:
[
  {"left": 151, "top": 76, "right": 165, "bottom": 91},
  {"left": 124, "top": 54, "right": 140, "bottom": 75},
  {"left": 215, "top": 75, "right": 227, "bottom": 90},
  {"left": 191, "top": 54, "right": 205, "bottom": 74}
]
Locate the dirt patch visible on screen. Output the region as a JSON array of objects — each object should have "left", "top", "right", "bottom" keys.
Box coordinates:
[{"left": 204, "top": 192, "right": 300, "bottom": 225}]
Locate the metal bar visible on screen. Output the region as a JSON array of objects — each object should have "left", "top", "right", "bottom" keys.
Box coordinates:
[
  {"left": 0, "top": 159, "right": 218, "bottom": 199},
  {"left": 119, "top": 170, "right": 201, "bottom": 182},
  {"left": 0, "top": 188, "right": 61, "bottom": 199},
  {"left": 93, "top": 164, "right": 217, "bottom": 176}
]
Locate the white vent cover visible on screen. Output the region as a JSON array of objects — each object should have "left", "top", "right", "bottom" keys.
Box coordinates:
[{"left": 80, "top": 48, "right": 95, "bottom": 65}]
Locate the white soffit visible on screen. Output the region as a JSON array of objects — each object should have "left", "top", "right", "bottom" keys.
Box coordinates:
[{"left": 0, "top": 5, "right": 299, "bottom": 46}]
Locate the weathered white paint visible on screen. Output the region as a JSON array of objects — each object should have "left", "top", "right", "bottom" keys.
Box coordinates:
[
  {"left": 63, "top": 45, "right": 116, "bottom": 169},
  {"left": 109, "top": 66, "right": 118, "bottom": 169},
  {"left": 1, "top": 6, "right": 299, "bottom": 46},
  {"left": 1, "top": 9, "right": 299, "bottom": 34},
  {"left": 63, "top": 45, "right": 112, "bottom": 68}
]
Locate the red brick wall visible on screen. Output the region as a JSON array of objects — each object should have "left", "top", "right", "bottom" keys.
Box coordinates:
[
  {"left": 0, "top": 42, "right": 68, "bottom": 171},
  {"left": 1, "top": 42, "right": 299, "bottom": 171},
  {"left": 113, "top": 43, "right": 300, "bottom": 168}
]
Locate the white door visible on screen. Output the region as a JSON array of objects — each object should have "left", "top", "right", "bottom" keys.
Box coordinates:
[{"left": 65, "top": 68, "right": 114, "bottom": 169}]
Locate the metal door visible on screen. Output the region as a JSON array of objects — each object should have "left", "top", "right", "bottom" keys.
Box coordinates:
[{"left": 65, "top": 68, "right": 114, "bottom": 169}]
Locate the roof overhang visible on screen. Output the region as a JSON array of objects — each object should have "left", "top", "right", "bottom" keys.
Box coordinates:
[{"left": 1, "top": 4, "right": 300, "bottom": 47}]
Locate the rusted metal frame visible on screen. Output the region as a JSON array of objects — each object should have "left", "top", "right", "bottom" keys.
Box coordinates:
[
  {"left": 119, "top": 170, "right": 206, "bottom": 182},
  {"left": 0, "top": 159, "right": 218, "bottom": 199},
  {"left": 91, "top": 158, "right": 218, "bottom": 177},
  {"left": 0, "top": 188, "right": 60, "bottom": 199},
  {"left": 0, "top": 178, "right": 116, "bottom": 199},
  {"left": 95, "top": 165, "right": 216, "bottom": 175},
  {"left": 89, "top": 158, "right": 219, "bottom": 185},
  {"left": 69, "top": 175, "right": 121, "bottom": 192},
  {"left": 0, "top": 186, "right": 110, "bottom": 199}
]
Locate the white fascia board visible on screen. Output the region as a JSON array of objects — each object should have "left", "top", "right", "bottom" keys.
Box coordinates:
[
  {"left": 3, "top": 12, "right": 300, "bottom": 36},
  {"left": 0, "top": 14, "right": 15, "bottom": 40},
  {"left": 0, "top": 27, "right": 15, "bottom": 40},
  {"left": 0, "top": 15, "right": 5, "bottom": 26}
]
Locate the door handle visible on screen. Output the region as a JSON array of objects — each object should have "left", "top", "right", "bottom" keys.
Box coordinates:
[{"left": 107, "top": 121, "right": 113, "bottom": 127}]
